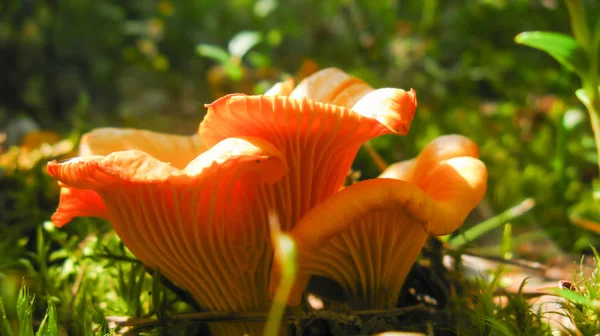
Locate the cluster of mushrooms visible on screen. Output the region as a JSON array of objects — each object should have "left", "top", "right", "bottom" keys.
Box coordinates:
[{"left": 48, "top": 68, "right": 487, "bottom": 335}]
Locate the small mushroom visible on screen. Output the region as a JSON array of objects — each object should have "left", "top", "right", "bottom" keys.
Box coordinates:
[{"left": 273, "top": 135, "right": 487, "bottom": 309}]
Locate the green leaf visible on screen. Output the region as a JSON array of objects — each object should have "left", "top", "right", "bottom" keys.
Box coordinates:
[
  {"left": 0, "top": 299, "right": 14, "bottom": 336},
  {"left": 254, "top": 0, "right": 278, "bottom": 18},
  {"left": 223, "top": 62, "right": 244, "bottom": 81},
  {"left": 247, "top": 51, "right": 271, "bottom": 69},
  {"left": 196, "top": 44, "right": 230, "bottom": 65},
  {"left": 228, "top": 31, "right": 262, "bottom": 59},
  {"left": 36, "top": 299, "right": 57, "bottom": 336},
  {"left": 515, "top": 31, "right": 588, "bottom": 76},
  {"left": 548, "top": 288, "right": 600, "bottom": 310},
  {"left": 196, "top": 43, "right": 245, "bottom": 81},
  {"left": 17, "top": 284, "right": 34, "bottom": 336}
]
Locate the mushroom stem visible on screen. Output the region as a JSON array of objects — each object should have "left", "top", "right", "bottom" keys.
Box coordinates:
[{"left": 362, "top": 141, "right": 388, "bottom": 172}]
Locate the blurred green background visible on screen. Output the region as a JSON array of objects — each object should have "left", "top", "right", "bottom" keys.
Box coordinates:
[
  {"left": 2, "top": 0, "right": 600, "bottom": 333},
  {"left": 4, "top": 0, "right": 600, "bottom": 248}
]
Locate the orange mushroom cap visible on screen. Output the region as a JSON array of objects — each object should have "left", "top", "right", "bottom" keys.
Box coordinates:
[
  {"left": 79, "top": 128, "right": 203, "bottom": 170},
  {"left": 271, "top": 135, "right": 487, "bottom": 308},
  {"left": 199, "top": 68, "right": 417, "bottom": 231}
]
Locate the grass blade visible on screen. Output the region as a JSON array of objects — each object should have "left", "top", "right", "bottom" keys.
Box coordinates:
[
  {"left": 264, "top": 213, "right": 297, "bottom": 336},
  {"left": 36, "top": 299, "right": 57, "bottom": 336},
  {"left": 449, "top": 198, "right": 535, "bottom": 248},
  {"left": 17, "top": 283, "right": 34, "bottom": 336},
  {"left": 0, "top": 299, "right": 14, "bottom": 336}
]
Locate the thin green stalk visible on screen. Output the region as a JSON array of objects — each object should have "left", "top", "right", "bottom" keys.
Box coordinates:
[
  {"left": 264, "top": 236, "right": 296, "bottom": 336},
  {"left": 0, "top": 300, "right": 14, "bottom": 336},
  {"left": 567, "top": 0, "right": 600, "bottom": 176},
  {"left": 565, "top": 0, "right": 592, "bottom": 51},
  {"left": 264, "top": 214, "right": 297, "bottom": 336},
  {"left": 449, "top": 198, "right": 535, "bottom": 247},
  {"left": 586, "top": 101, "right": 600, "bottom": 176},
  {"left": 493, "top": 223, "right": 513, "bottom": 280},
  {"left": 363, "top": 142, "right": 388, "bottom": 172},
  {"left": 501, "top": 223, "right": 513, "bottom": 261},
  {"left": 579, "top": 60, "right": 600, "bottom": 177},
  {"left": 36, "top": 225, "right": 48, "bottom": 296}
]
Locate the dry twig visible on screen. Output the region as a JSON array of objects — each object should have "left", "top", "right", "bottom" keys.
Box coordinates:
[{"left": 107, "top": 303, "right": 428, "bottom": 329}]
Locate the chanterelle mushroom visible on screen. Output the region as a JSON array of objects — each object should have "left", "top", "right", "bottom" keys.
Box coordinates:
[
  {"left": 48, "top": 68, "right": 417, "bottom": 335},
  {"left": 272, "top": 135, "right": 487, "bottom": 310}
]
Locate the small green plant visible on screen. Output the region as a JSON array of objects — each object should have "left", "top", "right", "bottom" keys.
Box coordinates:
[
  {"left": 516, "top": 0, "right": 600, "bottom": 177},
  {"left": 196, "top": 30, "right": 264, "bottom": 81},
  {"left": 447, "top": 274, "right": 552, "bottom": 336},
  {"left": 264, "top": 213, "right": 298, "bottom": 336},
  {"left": 548, "top": 247, "right": 600, "bottom": 335},
  {"left": 0, "top": 283, "right": 58, "bottom": 336}
]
